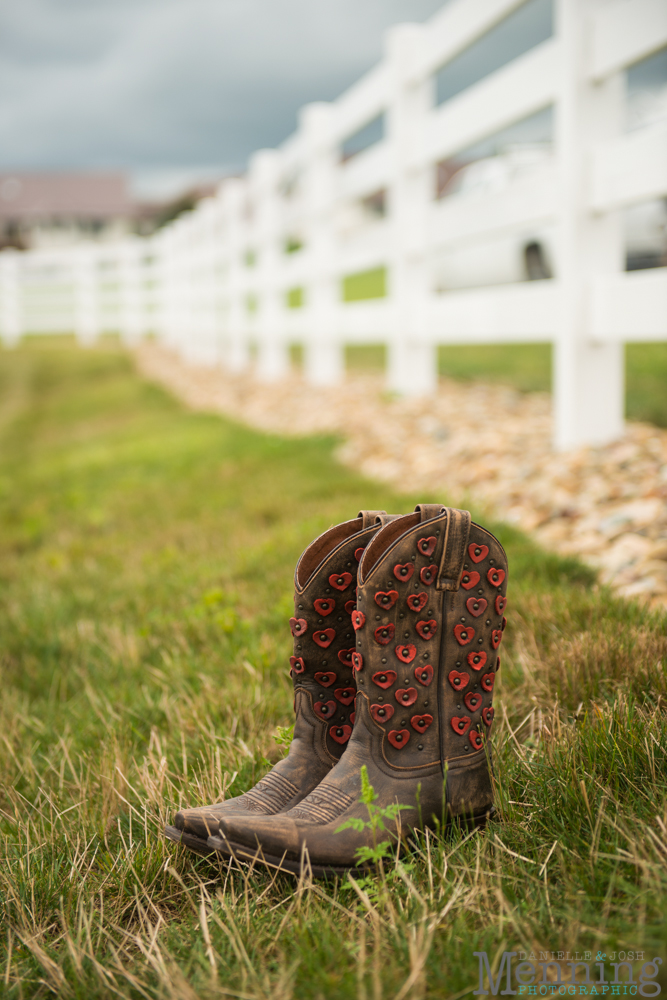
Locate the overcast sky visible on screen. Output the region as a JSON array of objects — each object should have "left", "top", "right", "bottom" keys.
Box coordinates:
[{"left": 0, "top": 0, "right": 447, "bottom": 199}]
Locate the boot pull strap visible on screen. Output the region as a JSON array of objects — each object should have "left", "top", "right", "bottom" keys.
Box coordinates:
[
  {"left": 375, "top": 513, "right": 402, "bottom": 527},
  {"left": 437, "top": 507, "right": 471, "bottom": 591},
  {"left": 414, "top": 503, "right": 446, "bottom": 522},
  {"left": 358, "top": 509, "right": 387, "bottom": 529}
]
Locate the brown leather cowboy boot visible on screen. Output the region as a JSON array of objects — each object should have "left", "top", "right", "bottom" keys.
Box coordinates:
[
  {"left": 165, "top": 510, "right": 397, "bottom": 855},
  {"left": 207, "top": 504, "right": 507, "bottom": 876}
]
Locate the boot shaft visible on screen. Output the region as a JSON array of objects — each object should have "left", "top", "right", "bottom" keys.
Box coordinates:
[
  {"left": 353, "top": 504, "right": 507, "bottom": 769},
  {"left": 289, "top": 510, "right": 397, "bottom": 759}
]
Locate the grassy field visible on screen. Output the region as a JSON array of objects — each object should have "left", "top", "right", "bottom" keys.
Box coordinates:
[
  {"left": 439, "top": 344, "right": 667, "bottom": 429},
  {"left": 1, "top": 338, "right": 667, "bottom": 999},
  {"left": 339, "top": 342, "right": 667, "bottom": 428}
]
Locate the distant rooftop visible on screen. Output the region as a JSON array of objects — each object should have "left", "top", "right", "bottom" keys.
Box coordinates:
[{"left": 0, "top": 172, "right": 134, "bottom": 220}]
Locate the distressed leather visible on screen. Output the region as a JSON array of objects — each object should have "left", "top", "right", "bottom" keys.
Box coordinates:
[
  {"left": 167, "top": 510, "right": 392, "bottom": 849},
  {"left": 209, "top": 505, "right": 508, "bottom": 874}
]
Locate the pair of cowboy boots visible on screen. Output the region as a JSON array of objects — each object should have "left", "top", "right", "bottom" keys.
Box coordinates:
[{"left": 165, "top": 504, "right": 508, "bottom": 877}]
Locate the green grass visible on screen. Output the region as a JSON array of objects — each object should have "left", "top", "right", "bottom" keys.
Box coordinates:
[
  {"left": 345, "top": 344, "right": 387, "bottom": 374},
  {"left": 438, "top": 343, "right": 551, "bottom": 394},
  {"left": 437, "top": 342, "right": 667, "bottom": 428},
  {"left": 625, "top": 343, "right": 667, "bottom": 428},
  {"left": 286, "top": 287, "right": 304, "bottom": 310},
  {"left": 341, "top": 266, "right": 387, "bottom": 302},
  {"left": 1, "top": 338, "right": 666, "bottom": 999}
]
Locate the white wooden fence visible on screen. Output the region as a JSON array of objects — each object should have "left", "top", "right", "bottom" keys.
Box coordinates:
[{"left": 1, "top": 0, "right": 666, "bottom": 450}]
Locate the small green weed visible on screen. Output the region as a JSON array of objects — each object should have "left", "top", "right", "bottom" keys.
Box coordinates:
[{"left": 336, "top": 764, "right": 410, "bottom": 865}]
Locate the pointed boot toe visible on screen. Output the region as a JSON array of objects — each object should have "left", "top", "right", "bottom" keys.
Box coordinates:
[{"left": 209, "top": 814, "right": 303, "bottom": 870}]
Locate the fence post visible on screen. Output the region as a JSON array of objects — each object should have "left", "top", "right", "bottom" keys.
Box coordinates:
[
  {"left": 553, "top": 0, "right": 625, "bottom": 449},
  {"left": 251, "top": 149, "right": 290, "bottom": 381},
  {"left": 74, "top": 245, "right": 100, "bottom": 346},
  {"left": 0, "top": 250, "right": 22, "bottom": 346},
  {"left": 385, "top": 23, "right": 438, "bottom": 396},
  {"left": 300, "top": 102, "right": 344, "bottom": 385},
  {"left": 222, "top": 179, "right": 251, "bottom": 372},
  {"left": 172, "top": 216, "right": 195, "bottom": 361},
  {"left": 119, "top": 238, "right": 145, "bottom": 347},
  {"left": 207, "top": 193, "right": 227, "bottom": 368}
]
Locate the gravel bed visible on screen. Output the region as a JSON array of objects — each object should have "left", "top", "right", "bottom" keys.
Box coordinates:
[{"left": 136, "top": 344, "right": 667, "bottom": 610}]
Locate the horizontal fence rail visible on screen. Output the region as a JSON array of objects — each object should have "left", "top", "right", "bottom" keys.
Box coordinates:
[{"left": 1, "top": 0, "right": 666, "bottom": 449}]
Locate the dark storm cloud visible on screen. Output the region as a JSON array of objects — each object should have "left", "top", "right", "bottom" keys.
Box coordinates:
[{"left": 0, "top": 0, "right": 447, "bottom": 178}]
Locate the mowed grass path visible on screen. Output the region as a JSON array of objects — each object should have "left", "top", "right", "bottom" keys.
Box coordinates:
[{"left": 1, "top": 338, "right": 666, "bottom": 1000}]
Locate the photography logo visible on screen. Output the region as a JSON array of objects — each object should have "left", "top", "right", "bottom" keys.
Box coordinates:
[{"left": 474, "top": 951, "right": 663, "bottom": 996}]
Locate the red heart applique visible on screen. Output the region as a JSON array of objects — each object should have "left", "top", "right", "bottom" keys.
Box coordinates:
[
  {"left": 345, "top": 600, "right": 356, "bottom": 614},
  {"left": 451, "top": 716, "right": 471, "bottom": 735},
  {"left": 411, "top": 713, "right": 433, "bottom": 733},
  {"left": 350, "top": 712, "right": 356, "bottom": 725},
  {"left": 329, "top": 725, "right": 352, "bottom": 745},
  {"left": 338, "top": 647, "right": 354, "bottom": 666},
  {"left": 466, "top": 597, "right": 487, "bottom": 618},
  {"left": 454, "top": 625, "right": 475, "bottom": 646},
  {"left": 491, "top": 630, "right": 503, "bottom": 650},
  {"left": 289, "top": 617, "right": 308, "bottom": 637},
  {"left": 469, "top": 730, "right": 483, "bottom": 750},
  {"left": 467, "top": 651, "right": 487, "bottom": 671},
  {"left": 460, "top": 571, "right": 480, "bottom": 590},
  {"left": 351, "top": 652, "right": 364, "bottom": 671},
  {"left": 448, "top": 669, "right": 469, "bottom": 691},
  {"left": 313, "top": 628, "right": 336, "bottom": 648},
  {"left": 351, "top": 610, "right": 366, "bottom": 631},
  {"left": 354, "top": 547, "right": 365, "bottom": 562},
  {"left": 496, "top": 656, "right": 501, "bottom": 672},
  {"left": 329, "top": 572, "right": 353, "bottom": 591},
  {"left": 374, "top": 624, "right": 395, "bottom": 645},
  {"left": 416, "top": 619, "right": 437, "bottom": 640},
  {"left": 464, "top": 691, "right": 482, "bottom": 712},
  {"left": 314, "top": 700, "right": 335, "bottom": 720},
  {"left": 481, "top": 672, "right": 495, "bottom": 692},
  {"left": 495, "top": 594, "right": 507, "bottom": 614},
  {"left": 289, "top": 656, "right": 305, "bottom": 674},
  {"left": 487, "top": 567, "right": 506, "bottom": 587},
  {"left": 415, "top": 664, "right": 433, "bottom": 686},
  {"left": 394, "top": 563, "right": 414, "bottom": 582},
  {"left": 387, "top": 729, "right": 410, "bottom": 749},
  {"left": 334, "top": 687, "right": 356, "bottom": 705},
  {"left": 502, "top": 616, "right": 507, "bottom": 631},
  {"left": 417, "top": 536, "right": 437, "bottom": 557},
  {"left": 468, "top": 543, "right": 489, "bottom": 564},
  {"left": 314, "top": 598, "right": 335, "bottom": 617},
  {"left": 370, "top": 703, "right": 395, "bottom": 723},
  {"left": 406, "top": 592, "right": 428, "bottom": 612},
  {"left": 371, "top": 670, "right": 397, "bottom": 689},
  {"left": 374, "top": 590, "right": 398, "bottom": 609},
  {"left": 482, "top": 706, "right": 495, "bottom": 728},
  {"left": 395, "top": 687, "right": 417, "bottom": 706},
  {"left": 314, "top": 671, "right": 336, "bottom": 687},
  {"left": 420, "top": 564, "right": 437, "bottom": 586},
  {"left": 395, "top": 644, "right": 416, "bottom": 663}
]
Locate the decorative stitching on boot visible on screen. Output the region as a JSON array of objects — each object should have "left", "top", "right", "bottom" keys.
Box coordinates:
[
  {"left": 237, "top": 772, "right": 300, "bottom": 815},
  {"left": 287, "top": 785, "right": 355, "bottom": 824}
]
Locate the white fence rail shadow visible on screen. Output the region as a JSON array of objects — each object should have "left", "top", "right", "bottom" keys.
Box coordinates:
[{"left": 1, "top": 0, "right": 666, "bottom": 449}]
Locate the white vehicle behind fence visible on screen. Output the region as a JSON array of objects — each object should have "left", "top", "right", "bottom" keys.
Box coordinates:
[{"left": 434, "top": 147, "right": 667, "bottom": 291}]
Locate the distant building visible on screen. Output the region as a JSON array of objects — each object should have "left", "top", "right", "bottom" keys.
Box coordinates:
[
  {"left": 0, "top": 172, "right": 227, "bottom": 250},
  {"left": 0, "top": 172, "right": 136, "bottom": 250}
]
